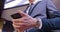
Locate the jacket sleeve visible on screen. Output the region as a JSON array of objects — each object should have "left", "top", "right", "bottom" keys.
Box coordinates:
[
  {"left": 41, "top": 0, "right": 60, "bottom": 30},
  {"left": 34, "top": 0, "right": 60, "bottom": 31},
  {"left": 41, "top": 17, "right": 60, "bottom": 30},
  {"left": 46, "top": 0, "right": 60, "bottom": 18}
]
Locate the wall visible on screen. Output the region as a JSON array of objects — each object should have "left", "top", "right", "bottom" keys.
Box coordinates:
[{"left": 52, "top": 0, "right": 60, "bottom": 10}]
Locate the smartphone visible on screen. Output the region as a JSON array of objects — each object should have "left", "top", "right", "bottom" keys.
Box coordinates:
[{"left": 11, "top": 13, "right": 22, "bottom": 19}]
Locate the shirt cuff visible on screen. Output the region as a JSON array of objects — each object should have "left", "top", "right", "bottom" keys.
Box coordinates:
[{"left": 37, "top": 18, "right": 42, "bottom": 29}]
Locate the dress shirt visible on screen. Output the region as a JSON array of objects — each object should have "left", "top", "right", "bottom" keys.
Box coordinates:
[{"left": 26, "top": 0, "right": 42, "bottom": 14}]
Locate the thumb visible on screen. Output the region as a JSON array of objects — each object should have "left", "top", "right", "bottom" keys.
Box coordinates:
[{"left": 18, "top": 10, "right": 28, "bottom": 17}]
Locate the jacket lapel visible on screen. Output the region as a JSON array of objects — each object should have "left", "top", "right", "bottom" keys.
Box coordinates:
[{"left": 28, "top": 1, "right": 41, "bottom": 15}]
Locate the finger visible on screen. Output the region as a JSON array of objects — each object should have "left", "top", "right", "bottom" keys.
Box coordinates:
[
  {"left": 18, "top": 10, "right": 29, "bottom": 17},
  {"left": 13, "top": 23, "right": 26, "bottom": 26},
  {"left": 12, "top": 17, "right": 29, "bottom": 23},
  {"left": 12, "top": 24, "right": 21, "bottom": 29},
  {"left": 12, "top": 18, "right": 23, "bottom": 23},
  {"left": 12, "top": 24, "right": 27, "bottom": 30},
  {"left": 13, "top": 24, "right": 29, "bottom": 29}
]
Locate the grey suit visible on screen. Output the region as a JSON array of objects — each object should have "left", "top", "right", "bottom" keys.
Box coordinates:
[
  {"left": 27, "top": 0, "right": 60, "bottom": 32},
  {"left": 29, "top": 0, "right": 58, "bottom": 18}
]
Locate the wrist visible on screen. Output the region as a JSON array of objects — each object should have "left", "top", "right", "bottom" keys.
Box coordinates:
[
  {"left": 37, "top": 18, "right": 42, "bottom": 29},
  {"left": 36, "top": 19, "right": 40, "bottom": 28},
  {"left": 35, "top": 18, "right": 42, "bottom": 29},
  {"left": 34, "top": 18, "right": 40, "bottom": 28}
]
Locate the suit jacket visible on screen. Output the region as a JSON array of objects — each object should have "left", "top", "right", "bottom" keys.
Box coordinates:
[
  {"left": 27, "top": 0, "right": 60, "bottom": 32},
  {"left": 0, "top": 0, "right": 5, "bottom": 19}
]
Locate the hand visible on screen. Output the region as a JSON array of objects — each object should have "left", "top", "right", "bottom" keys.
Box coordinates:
[{"left": 12, "top": 10, "right": 39, "bottom": 32}]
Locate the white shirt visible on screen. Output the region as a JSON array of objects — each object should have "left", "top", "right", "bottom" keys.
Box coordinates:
[{"left": 26, "top": 0, "right": 42, "bottom": 14}]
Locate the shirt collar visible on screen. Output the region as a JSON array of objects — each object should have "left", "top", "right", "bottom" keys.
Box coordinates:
[{"left": 33, "top": 0, "right": 42, "bottom": 4}]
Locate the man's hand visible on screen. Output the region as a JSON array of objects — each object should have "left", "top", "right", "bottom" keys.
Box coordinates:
[{"left": 12, "top": 10, "right": 39, "bottom": 32}]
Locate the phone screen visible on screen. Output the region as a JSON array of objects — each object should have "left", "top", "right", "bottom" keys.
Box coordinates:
[{"left": 11, "top": 13, "right": 22, "bottom": 19}]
